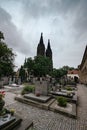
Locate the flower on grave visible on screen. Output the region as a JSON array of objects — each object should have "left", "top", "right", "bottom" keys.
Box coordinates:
[
  {"left": 36, "top": 92, "right": 41, "bottom": 96},
  {"left": 10, "top": 109, "right": 15, "bottom": 115},
  {"left": 0, "top": 91, "right": 5, "bottom": 99}
]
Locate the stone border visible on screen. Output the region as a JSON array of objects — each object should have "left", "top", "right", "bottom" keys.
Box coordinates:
[
  {"left": 15, "top": 119, "right": 33, "bottom": 130},
  {"left": 15, "top": 95, "right": 77, "bottom": 119},
  {"left": 24, "top": 93, "right": 52, "bottom": 103},
  {"left": 15, "top": 95, "right": 55, "bottom": 110},
  {"left": 50, "top": 100, "right": 77, "bottom": 119},
  {"left": 1, "top": 116, "right": 22, "bottom": 130}
]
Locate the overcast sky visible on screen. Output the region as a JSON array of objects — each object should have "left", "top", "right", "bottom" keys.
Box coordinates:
[{"left": 0, "top": 0, "right": 87, "bottom": 69}]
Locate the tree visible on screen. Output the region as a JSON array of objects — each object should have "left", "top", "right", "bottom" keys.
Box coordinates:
[
  {"left": 51, "top": 68, "right": 67, "bottom": 79},
  {"left": 0, "top": 31, "right": 15, "bottom": 78},
  {"left": 0, "top": 31, "right": 4, "bottom": 41},
  {"left": 24, "top": 57, "right": 34, "bottom": 74},
  {"left": 33, "top": 56, "right": 52, "bottom": 76},
  {"left": 62, "top": 66, "right": 75, "bottom": 71}
]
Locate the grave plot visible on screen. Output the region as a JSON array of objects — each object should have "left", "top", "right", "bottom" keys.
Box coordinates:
[{"left": 15, "top": 79, "right": 77, "bottom": 118}]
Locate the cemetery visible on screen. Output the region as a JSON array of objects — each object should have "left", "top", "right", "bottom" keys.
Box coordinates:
[
  {"left": 15, "top": 76, "right": 77, "bottom": 118},
  {"left": 0, "top": 31, "right": 86, "bottom": 129}
]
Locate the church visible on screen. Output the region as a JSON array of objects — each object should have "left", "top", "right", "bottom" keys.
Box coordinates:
[{"left": 37, "top": 33, "right": 53, "bottom": 69}]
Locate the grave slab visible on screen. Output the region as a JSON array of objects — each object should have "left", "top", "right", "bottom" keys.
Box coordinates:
[{"left": 24, "top": 93, "right": 51, "bottom": 103}]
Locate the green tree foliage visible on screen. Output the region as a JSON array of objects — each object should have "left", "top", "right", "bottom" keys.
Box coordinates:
[
  {"left": 62, "top": 66, "right": 75, "bottom": 71},
  {"left": 23, "top": 56, "right": 52, "bottom": 77},
  {"left": 24, "top": 57, "right": 34, "bottom": 74},
  {"left": 51, "top": 65, "right": 75, "bottom": 79},
  {"left": 0, "top": 31, "right": 4, "bottom": 41},
  {"left": 33, "top": 56, "right": 52, "bottom": 76},
  {"left": 0, "top": 31, "right": 15, "bottom": 78},
  {"left": 51, "top": 68, "right": 67, "bottom": 79}
]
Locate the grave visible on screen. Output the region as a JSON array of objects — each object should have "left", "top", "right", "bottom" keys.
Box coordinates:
[
  {"left": 24, "top": 78, "right": 51, "bottom": 103},
  {"left": 18, "top": 78, "right": 21, "bottom": 85},
  {"left": 0, "top": 91, "right": 33, "bottom": 130},
  {"left": 24, "top": 93, "right": 51, "bottom": 103},
  {"left": 0, "top": 114, "right": 16, "bottom": 129},
  {"left": 50, "top": 91, "right": 73, "bottom": 98},
  {"left": 35, "top": 80, "right": 48, "bottom": 96},
  {"left": 0, "top": 91, "right": 22, "bottom": 130}
]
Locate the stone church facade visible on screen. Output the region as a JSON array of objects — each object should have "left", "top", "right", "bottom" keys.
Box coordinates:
[{"left": 79, "top": 45, "right": 87, "bottom": 84}]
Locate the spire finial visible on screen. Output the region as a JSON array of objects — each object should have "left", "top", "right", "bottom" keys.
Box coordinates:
[
  {"left": 48, "top": 39, "right": 50, "bottom": 43},
  {"left": 41, "top": 32, "right": 43, "bottom": 36}
]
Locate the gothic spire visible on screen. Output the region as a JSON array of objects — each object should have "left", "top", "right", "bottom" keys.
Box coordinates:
[
  {"left": 46, "top": 39, "right": 52, "bottom": 59},
  {"left": 37, "top": 33, "right": 45, "bottom": 56},
  {"left": 39, "top": 32, "right": 43, "bottom": 44}
]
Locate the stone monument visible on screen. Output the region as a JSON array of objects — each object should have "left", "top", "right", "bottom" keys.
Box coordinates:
[{"left": 35, "top": 80, "right": 49, "bottom": 96}]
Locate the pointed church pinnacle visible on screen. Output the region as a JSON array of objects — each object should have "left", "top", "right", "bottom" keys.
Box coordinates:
[
  {"left": 41, "top": 32, "right": 43, "bottom": 36},
  {"left": 48, "top": 39, "right": 51, "bottom": 49},
  {"left": 39, "top": 32, "right": 44, "bottom": 44},
  {"left": 48, "top": 39, "right": 50, "bottom": 43}
]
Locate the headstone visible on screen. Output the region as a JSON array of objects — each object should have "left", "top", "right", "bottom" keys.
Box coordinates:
[
  {"left": 13, "top": 77, "right": 16, "bottom": 83},
  {"left": 9, "top": 77, "right": 12, "bottom": 85},
  {"left": 35, "top": 80, "right": 49, "bottom": 96},
  {"left": 0, "top": 81, "right": 3, "bottom": 88},
  {"left": 1, "top": 77, "right": 9, "bottom": 85},
  {"left": 18, "top": 78, "right": 21, "bottom": 85}
]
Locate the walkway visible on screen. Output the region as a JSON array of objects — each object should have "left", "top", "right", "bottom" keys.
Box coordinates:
[{"left": 3, "top": 84, "right": 87, "bottom": 130}]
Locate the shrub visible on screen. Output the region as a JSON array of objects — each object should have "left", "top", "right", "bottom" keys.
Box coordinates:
[
  {"left": 66, "top": 87, "right": 73, "bottom": 91},
  {"left": 21, "top": 85, "right": 35, "bottom": 95},
  {"left": 57, "top": 96, "right": 67, "bottom": 107}
]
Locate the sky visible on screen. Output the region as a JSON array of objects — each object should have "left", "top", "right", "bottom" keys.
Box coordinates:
[{"left": 0, "top": 0, "right": 87, "bottom": 70}]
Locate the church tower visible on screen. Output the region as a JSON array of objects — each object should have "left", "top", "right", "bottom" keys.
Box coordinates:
[
  {"left": 46, "top": 39, "right": 52, "bottom": 60},
  {"left": 46, "top": 39, "right": 53, "bottom": 69},
  {"left": 37, "top": 33, "right": 45, "bottom": 56}
]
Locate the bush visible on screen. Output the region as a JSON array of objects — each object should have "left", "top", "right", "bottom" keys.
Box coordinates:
[
  {"left": 21, "top": 85, "right": 35, "bottom": 95},
  {"left": 57, "top": 96, "right": 67, "bottom": 107},
  {"left": 66, "top": 87, "right": 73, "bottom": 91}
]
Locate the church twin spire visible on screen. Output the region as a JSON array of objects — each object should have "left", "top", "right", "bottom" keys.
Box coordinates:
[
  {"left": 46, "top": 39, "right": 52, "bottom": 60},
  {"left": 37, "top": 33, "right": 52, "bottom": 61}
]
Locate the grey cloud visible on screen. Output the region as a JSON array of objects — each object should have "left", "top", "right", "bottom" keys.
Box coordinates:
[
  {"left": 0, "top": 0, "right": 87, "bottom": 68},
  {"left": 73, "top": 0, "right": 87, "bottom": 36},
  {"left": 21, "top": 0, "right": 80, "bottom": 19},
  {"left": 0, "top": 7, "right": 31, "bottom": 55}
]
